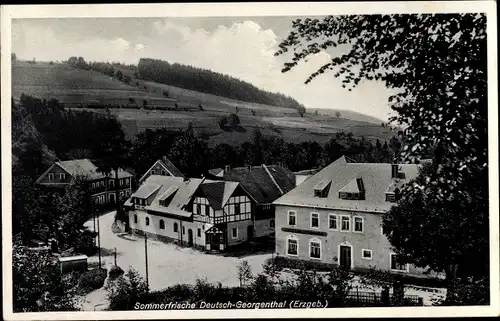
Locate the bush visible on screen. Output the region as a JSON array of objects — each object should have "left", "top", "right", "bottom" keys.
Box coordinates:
[
  {"left": 78, "top": 268, "right": 107, "bottom": 293},
  {"left": 266, "top": 256, "right": 335, "bottom": 272},
  {"left": 107, "top": 268, "right": 148, "bottom": 310},
  {"left": 218, "top": 116, "right": 228, "bottom": 129},
  {"left": 108, "top": 265, "right": 125, "bottom": 280}
]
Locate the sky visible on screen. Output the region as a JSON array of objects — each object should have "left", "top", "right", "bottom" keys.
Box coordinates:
[{"left": 11, "top": 17, "right": 398, "bottom": 120}]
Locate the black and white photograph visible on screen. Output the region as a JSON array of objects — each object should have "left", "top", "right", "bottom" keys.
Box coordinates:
[{"left": 1, "top": 2, "right": 498, "bottom": 319}]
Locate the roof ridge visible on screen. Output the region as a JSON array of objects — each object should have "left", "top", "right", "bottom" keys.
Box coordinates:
[{"left": 262, "top": 164, "right": 284, "bottom": 195}]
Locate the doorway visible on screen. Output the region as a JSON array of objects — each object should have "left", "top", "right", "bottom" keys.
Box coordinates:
[
  {"left": 188, "top": 229, "right": 193, "bottom": 247},
  {"left": 339, "top": 245, "right": 352, "bottom": 270},
  {"left": 247, "top": 225, "right": 254, "bottom": 241}
]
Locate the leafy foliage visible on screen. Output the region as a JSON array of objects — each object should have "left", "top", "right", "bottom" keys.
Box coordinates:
[
  {"left": 78, "top": 268, "right": 108, "bottom": 293},
  {"left": 237, "top": 260, "right": 253, "bottom": 286},
  {"left": 13, "top": 240, "right": 80, "bottom": 312}
]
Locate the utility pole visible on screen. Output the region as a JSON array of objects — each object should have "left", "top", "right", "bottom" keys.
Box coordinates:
[
  {"left": 114, "top": 247, "right": 117, "bottom": 266},
  {"left": 97, "top": 206, "right": 102, "bottom": 269},
  {"left": 145, "top": 233, "right": 149, "bottom": 292}
]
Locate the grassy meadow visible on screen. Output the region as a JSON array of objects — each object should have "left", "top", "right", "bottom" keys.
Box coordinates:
[{"left": 12, "top": 61, "right": 396, "bottom": 146}]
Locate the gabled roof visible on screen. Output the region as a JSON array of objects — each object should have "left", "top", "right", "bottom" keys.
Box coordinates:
[
  {"left": 35, "top": 158, "right": 132, "bottom": 184},
  {"left": 130, "top": 175, "right": 200, "bottom": 218},
  {"left": 223, "top": 165, "right": 295, "bottom": 204},
  {"left": 126, "top": 175, "right": 242, "bottom": 217},
  {"left": 198, "top": 181, "right": 239, "bottom": 210},
  {"left": 273, "top": 156, "right": 421, "bottom": 213},
  {"left": 138, "top": 157, "right": 184, "bottom": 182}
]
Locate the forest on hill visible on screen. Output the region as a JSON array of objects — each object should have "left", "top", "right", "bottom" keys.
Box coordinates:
[{"left": 137, "top": 58, "right": 306, "bottom": 112}]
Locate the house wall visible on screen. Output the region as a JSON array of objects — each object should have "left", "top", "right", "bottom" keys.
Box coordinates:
[
  {"left": 37, "top": 164, "right": 72, "bottom": 185},
  {"left": 275, "top": 204, "right": 433, "bottom": 277},
  {"left": 254, "top": 218, "right": 275, "bottom": 237},
  {"left": 226, "top": 220, "right": 253, "bottom": 247},
  {"left": 129, "top": 209, "right": 207, "bottom": 247},
  {"left": 141, "top": 162, "right": 172, "bottom": 182}
]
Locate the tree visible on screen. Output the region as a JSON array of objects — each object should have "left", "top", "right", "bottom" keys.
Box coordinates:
[
  {"left": 13, "top": 238, "right": 80, "bottom": 312},
  {"left": 335, "top": 111, "right": 341, "bottom": 118},
  {"left": 227, "top": 113, "right": 240, "bottom": 129},
  {"left": 297, "top": 105, "right": 306, "bottom": 117},
  {"left": 382, "top": 163, "right": 488, "bottom": 281},
  {"left": 217, "top": 116, "right": 228, "bottom": 129},
  {"left": 92, "top": 116, "right": 131, "bottom": 223},
  {"left": 116, "top": 70, "right": 124, "bottom": 81},
  {"left": 237, "top": 260, "right": 253, "bottom": 286},
  {"left": 276, "top": 14, "right": 488, "bottom": 303},
  {"left": 168, "top": 128, "right": 210, "bottom": 177},
  {"left": 123, "top": 75, "right": 132, "bottom": 84}
]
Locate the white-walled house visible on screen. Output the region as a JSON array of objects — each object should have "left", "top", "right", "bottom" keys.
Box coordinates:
[
  {"left": 124, "top": 175, "right": 255, "bottom": 252},
  {"left": 273, "top": 156, "right": 441, "bottom": 278}
]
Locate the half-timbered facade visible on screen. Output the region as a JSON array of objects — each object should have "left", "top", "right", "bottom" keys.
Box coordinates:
[{"left": 124, "top": 175, "right": 255, "bottom": 252}]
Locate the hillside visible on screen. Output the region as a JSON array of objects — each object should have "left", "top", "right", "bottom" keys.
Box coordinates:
[
  {"left": 11, "top": 61, "right": 397, "bottom": 146},
  {"left": 137, "top": 58, "right": 306, "bottom": 112},
  {"left": 307, "top": 108, "right": 387, "bottom": 125}
]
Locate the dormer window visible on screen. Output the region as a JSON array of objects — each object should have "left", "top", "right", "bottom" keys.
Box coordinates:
[
  {"left": 48, "top": 173, "right": 54, "bottom": 181},
  {"left": 338, "top": 178, "right": 365, "bottom": 200},
  {"left": 313, "top": 180, "right": 331, "bottom": 198},
  {"left": 386, "top": 193, "right": 396, "bottom": 202}
]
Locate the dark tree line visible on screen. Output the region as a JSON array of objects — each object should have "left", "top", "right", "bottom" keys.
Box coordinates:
[{"left": 137, "top": 58, "right": 306, "bottom": 111}]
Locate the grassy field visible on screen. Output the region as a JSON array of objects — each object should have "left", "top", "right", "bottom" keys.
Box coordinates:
[{"left": 12, "top": 61, "right": 397, "bottom": 145}]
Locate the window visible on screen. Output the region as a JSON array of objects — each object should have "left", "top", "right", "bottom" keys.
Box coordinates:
[
  {"left": 310, "top": 213, "right": 319, "bottom": 228},
  {"left": 110, "top": 180, "right": 115, "bottom": 188},
  {"left": 161, "top": 170, "right": 166, "bottom": 175},
  {"left": 197, "top": 228, "right": 201, "bottom": 237},
  {"left": 145, "top": 217, "right": 150, "bottom": 226},
  {"left": 386, "top": 193, "right": 396, "bottom": 202},
  {"left": 59, "top": 173, "right": 66, "bottom": 180},
  {"left": 202, "top": 225, "right": 205, "bottom": 231},
  {"left": 353, "top": 216, "right": 364, "bottom": 233},
  {"left": 151, "top": 170, "right": 155, "bottom": 175},
  {"left": 182, "top": 226, "right": 185, "bottom": 234},
  {"left": 286, "top": 235, "right": 298, "bottom": 256},
  {"left": 134, "top": 214, "right": 138, "bottom": 224},
  {"left": 362, "top": 249, "right": 372, "bottom": 260},
  {"left": 232, "top": 228, "right": 238, "bottom": 239},
  {"left": 48, "top": 173, "right": 54, "bottom": 181},
  {"left": 288, "top": 211, "right": 296, "bottom": 226},
  {"left": 159, "top": 220, "right": 165, "bottom": 229},
  {"left": 270, "top": 219, "right": 275, "bottom": 228},
  {"left": 390, "top": 254, "right": 409, "bottom": 272},
  {"left": 381, "top": 223, "right": 390, "bottom": 235},
  {"left": 125, "top": 178, "right": 129, "bottom": 185},
  {"left": 205, "top": 205, "right": 210, "bottom": 216},
  {"left": 309, "top": 238, "right": 321, "bottom": 259},
  {"left": 341, "top": 216, "right": 350, "bottom": 231},
  {"left": 329, "top": 214, "right": 338, "bottom": 230},
  {"left": 174, "top": 223, "right": 178, "bottom": 233}
]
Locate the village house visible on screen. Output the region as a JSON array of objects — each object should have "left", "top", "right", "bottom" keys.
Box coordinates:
[
  {"left": 273, "top": 156, "right": 435, "bottom": 277},
  {"left": 138, "top": 156, "right": 184, "bottom": 184},
  {"left": 124, "top": 175, "right": 255, "bottom": 252},
  {"left": 218, "top": 164, "right": 296, "bottom": 238},
  {"left": 35, "top": 158, "right": 133, "bottom": 209}
]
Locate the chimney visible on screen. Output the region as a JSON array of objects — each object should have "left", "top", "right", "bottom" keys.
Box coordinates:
[
  {"left": 183, "top": 177, "right": 189, "bottom": 182},
  {"left": 225, "top": 165, "right": 231, "bottom": 172},
  {"left": 162, "top": 156, "right": 167, "bottom": 163},
  {"left": 391, "top": 164, "right": 399, "bottom": 178}
]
